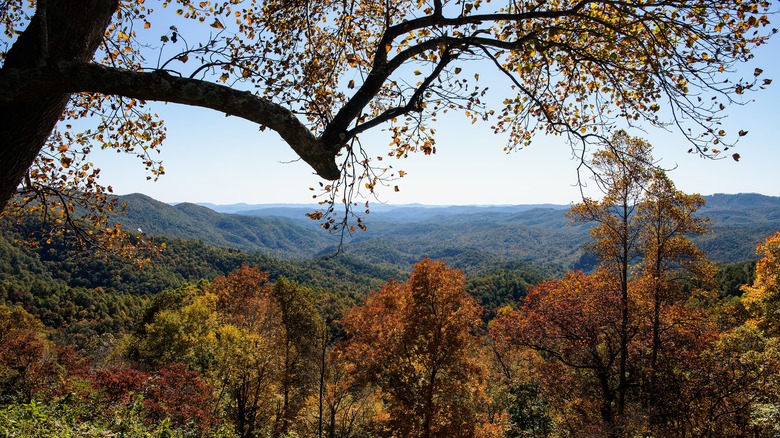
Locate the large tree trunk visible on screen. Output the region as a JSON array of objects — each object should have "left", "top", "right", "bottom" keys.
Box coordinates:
[{"left": 0, "top": 0, "right": 118, "bottom": 211}]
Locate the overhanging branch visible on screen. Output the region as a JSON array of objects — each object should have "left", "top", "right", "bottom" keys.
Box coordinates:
[{"left": 0, "top": 62, "right": 342, "bottom": 180}]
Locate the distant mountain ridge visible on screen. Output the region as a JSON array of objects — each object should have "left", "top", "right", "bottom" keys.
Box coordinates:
[
  {"left": 118, "top": 193, "right": 780, "bottom": 271},
  {"left": 197, "top": 201, "right": 570, "bottom": 220},
  {"left": 118, "top": 194, "right": 338, "bottom": 259}
]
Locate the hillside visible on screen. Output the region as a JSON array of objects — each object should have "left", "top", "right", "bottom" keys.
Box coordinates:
[
  {"left": 0, "top": 193, "right": 765, "bottom": 435},
  {"left": 3, "top": 191, "right": 770, "bottom": 298},
  {"left": 336, "top": 193, "right": 780, "bottom": 266},
  {"left": 108, "top": 193, "right": 780, "bottom": 272},
  {"left": 2, "top": 191, "right": 769, "bottom": 341},
  {"left": 0, "top": 210, "right": 561, "bottom": 341},
  {"left": 117, "top": 195, "right": 587, "bottom": 273},
  {"left": 116, "top": 193, "right": 337, "bottom": 259}
]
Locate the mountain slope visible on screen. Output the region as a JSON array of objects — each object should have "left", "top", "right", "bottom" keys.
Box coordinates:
[
  {"left": 116, "top": 194, "right": 336, "bottom": 259},
  {"left": 109, "top": 193, "right": 780, "bottom": 271}
]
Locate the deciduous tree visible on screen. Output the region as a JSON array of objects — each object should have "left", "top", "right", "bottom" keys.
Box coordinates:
[
  {"left": 143, "top": 362, "right": 216, "bottom": 432},
  {"left": 684, "top": 325, "right": 780, "bottom": 436},
  {"left": 633, "top": 170, "right": 716, "bottom": 424},
  {"left": 0, "top": 304, "right": 59, "bottom": 403},
  {"left": 742, "top": 231, "right": 780, "bottom": 335},
  {"left": 508, "top": 137, "right": 727, "bottom": 434},
  {"left": 568, "top": 131, "right": 653, "bottom": 425},
  {"left": 270, "top": 277, "right": 324, "bottom": 437},
  {"left": 340, "top": 258, "right": 490, "bottom": 437},
  {"left": 492, "top": 271, "right": 628, "bottom": 434},
  {"left": 133, "top": 266, "right": 329, "bottom": 437}
]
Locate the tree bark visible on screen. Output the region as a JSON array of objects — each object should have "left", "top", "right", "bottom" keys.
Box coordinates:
[
  {"left": 617, "top": 202, "right": 629, "bottom": 425},
  {"left": 0, "top": 0, "right": 118, "bottom": 211}
]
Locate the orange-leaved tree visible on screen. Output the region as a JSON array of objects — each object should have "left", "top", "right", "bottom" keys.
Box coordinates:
[
  {"left": 340, "top": 258, "right": 493, "bottom": 437},
  {"left": 0, "top": 0, "right": 774, "bottom": 235},
  {"left": 568, "top": 130, "right": 654, "bottom": 424},
  {"left": 633, "top": 169, "right": 716, "bottom": 423},
  {"left": 490, "top": 270, "right": 628, "bottom": 434},
  {"left": 509, "top": 132, "right": 723, "bottom": 435},
  {"left": 490, "top": 270, "right": 722, "bottom": 435}
]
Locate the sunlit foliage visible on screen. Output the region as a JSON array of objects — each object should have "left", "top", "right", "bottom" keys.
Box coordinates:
[
  {"left": 340, "top": 258, "right": 497, "bottom": 436},
  {"left": 742, "top": 231, "right": 780, "bottom": 335}
]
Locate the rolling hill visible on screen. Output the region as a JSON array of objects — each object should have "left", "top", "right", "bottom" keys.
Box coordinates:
[{"left": 109, "top": 192, "right": 780, "bottom": 273}]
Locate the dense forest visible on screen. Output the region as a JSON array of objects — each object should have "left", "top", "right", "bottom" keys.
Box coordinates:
[{"left": 2, "top": 159, "right": 778, "bottom": 436}]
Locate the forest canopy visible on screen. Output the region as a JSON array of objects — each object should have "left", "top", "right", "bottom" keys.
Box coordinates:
[{"left": 1, "top": 135, "right": 779, "bottom": 435}]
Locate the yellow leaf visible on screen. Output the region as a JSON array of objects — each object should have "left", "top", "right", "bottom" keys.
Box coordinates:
[{"left": 210, "top": 18, "right": 224, "bottom": 29}]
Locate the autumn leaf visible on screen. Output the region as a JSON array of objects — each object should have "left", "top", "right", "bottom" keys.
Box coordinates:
[{"left": 346, "top": 54, "right": 360, "bottom": 67}]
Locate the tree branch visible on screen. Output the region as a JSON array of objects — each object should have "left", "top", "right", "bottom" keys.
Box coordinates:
[{"left": 0, "top": 61, "right": 341, "bottom": 180}]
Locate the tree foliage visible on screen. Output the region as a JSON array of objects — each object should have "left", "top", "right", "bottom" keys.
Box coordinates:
[
  {"left": 2, "top": 242, "right": 780, "bottom": 436},
  {"left": 567, "top": 131, "right": 655, "bottom": 427},
  {"left": 742, "top": 231, "right": 780, "bottom": 336},
  {"left": 488, "top": 134, "right": 768, "bottom": 436},
  {"left": 340, "top": 258, "right": 494, "bottom": 436},
  {"left": 133, "top": 266, "right": 327, "bottom": 437}
]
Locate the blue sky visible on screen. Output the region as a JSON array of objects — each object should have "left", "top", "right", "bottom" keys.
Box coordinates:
[{"left": 90, "top": 39, "right": 780, "bottom": 206}]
